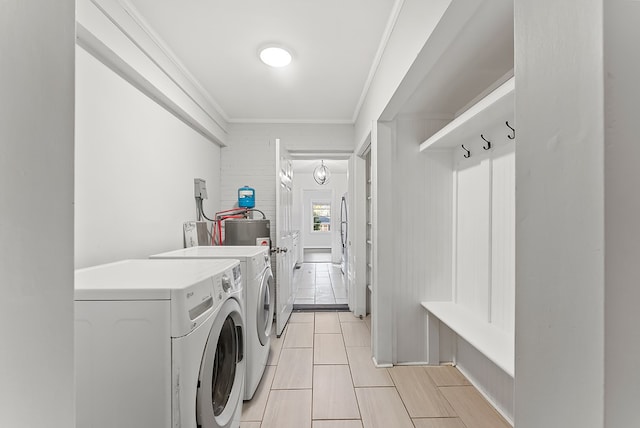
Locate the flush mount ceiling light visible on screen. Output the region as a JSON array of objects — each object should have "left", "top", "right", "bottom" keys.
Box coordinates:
[
  {"left": 313, "top": 160, "right": 331, "bottom": 185},
  {"left": 259, "top": 46, "right": 292, "bottom": 68}
]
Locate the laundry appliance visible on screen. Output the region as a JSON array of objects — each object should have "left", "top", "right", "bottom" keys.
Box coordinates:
[
  {"left": 224, "top": 218, "right": 271, "bottom": 248},
  {"left": 151, "top": 246, "right": 273, "bottom": 400},
  {"left": 75, "top": 259, "right": 245, "bottom": 428}
]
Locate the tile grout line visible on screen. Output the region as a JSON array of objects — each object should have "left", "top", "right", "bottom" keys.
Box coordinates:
[
  {"left": 386, "top": 366, "right": 421, "bottom": 426},
  {"left": 340, "top": 324, "right": 364, "bottom": 424},
  {"left": 422, "top": 366, "right": 471, "bottom": 428}
]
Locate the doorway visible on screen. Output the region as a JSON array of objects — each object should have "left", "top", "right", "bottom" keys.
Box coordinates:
[{"left": 291, "top": 158, "right": 349, "bottom": 309}]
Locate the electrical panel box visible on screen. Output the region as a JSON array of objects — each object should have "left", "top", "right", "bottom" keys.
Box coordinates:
[{"left": 194, "top": 178, "right": 207, "bottom": 199}]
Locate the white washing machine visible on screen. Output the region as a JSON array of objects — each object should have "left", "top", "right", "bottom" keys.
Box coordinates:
[
  {"left": 151, "top": 246, "right": 273, "bottom": 400},
  {"left": 75, "top": 259, "right": 245, "bottom": 428}
]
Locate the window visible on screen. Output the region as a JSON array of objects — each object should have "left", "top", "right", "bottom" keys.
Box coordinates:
[{"left": 312, "top": 202, "right": 331, "bottom": 232}]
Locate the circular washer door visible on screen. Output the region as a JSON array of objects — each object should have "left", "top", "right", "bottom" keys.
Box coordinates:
[
  {"left": 196, "top": 298, "right": 245, "bottom": 428},
  {"left": 256, "top": 267, "right": 274, "bottom": 346}
]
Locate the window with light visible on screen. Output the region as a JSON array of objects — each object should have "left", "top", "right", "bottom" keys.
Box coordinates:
[{"left": 312, "top": 202, "right": 331, "bottom": 232}]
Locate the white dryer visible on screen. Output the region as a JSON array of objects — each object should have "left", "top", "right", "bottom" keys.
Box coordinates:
[
  {"left": 151, "top": 246, "right": 273, "bottom": 400},
  {"left": 75, "top": 259, "right": 245, "bottom": 428}
]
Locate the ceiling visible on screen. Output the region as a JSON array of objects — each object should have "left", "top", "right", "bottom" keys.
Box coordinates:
[{"left": 126, "top": 0, "right": 398, "bottom": 124}]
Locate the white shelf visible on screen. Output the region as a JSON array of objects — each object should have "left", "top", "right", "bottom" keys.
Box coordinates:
[
  {"left": 419, "top": 77, "right": 515, "bottom": 152},
  {"left": 421, "top": 301, "right": 514, "bottom": 377}
]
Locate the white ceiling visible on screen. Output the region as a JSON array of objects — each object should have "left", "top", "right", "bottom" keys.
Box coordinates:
[{"left": 126, "top": 0, "right": 398, "bottom": 124}]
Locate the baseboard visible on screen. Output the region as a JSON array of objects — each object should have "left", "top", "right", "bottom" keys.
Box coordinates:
[{"left": 371, "top": 356, "right": 393, "bottom": 368}]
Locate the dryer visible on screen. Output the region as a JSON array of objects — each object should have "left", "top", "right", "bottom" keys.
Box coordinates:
[
  {"left": 75, "top": 259, "right": 245, "bottom": 428},
  {"left": 151, "top": 246, "right": 273, "bottom": 400}
]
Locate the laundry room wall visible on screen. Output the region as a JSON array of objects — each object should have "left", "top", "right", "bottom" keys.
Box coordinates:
[
  {"left": 220, "top": 123, "right": 353, "bottom": 248},
  {"left": 0, "top": 2, "right": 75, "bottom": 426},
  {"left": 76, "top": 0, "right": 227, "bottom": 144},
  {"left": 354, "top": 0, "right": 451, "bottom": 148},
  {"left": 75, "top": 46, "right": 223, "bottom": 268},
  {"left": 603, "top": 2, "right": 640, "bottom": 425},
  {"left": 515, "top": 1, "right": 640, "bottom": 427}
]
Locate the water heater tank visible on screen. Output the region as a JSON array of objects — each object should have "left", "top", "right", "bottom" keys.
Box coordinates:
[
  {"left": 225, "top": 219, "right": 270, "bottom": 248},
  {"left": 238, "top": 186, "right": 255, "bottom": 208}
]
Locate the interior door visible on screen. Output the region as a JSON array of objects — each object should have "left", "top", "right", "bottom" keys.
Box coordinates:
[
  {"left": 348, "top": 151, "right": 368, "bottom": 317},
  {"left": 275, "top": 138, "right": 294, "bottom": 336}
]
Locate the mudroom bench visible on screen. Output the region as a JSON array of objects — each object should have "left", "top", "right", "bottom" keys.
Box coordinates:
[{"left": 421, "top": 301, "right": 514, "bottom": 377}]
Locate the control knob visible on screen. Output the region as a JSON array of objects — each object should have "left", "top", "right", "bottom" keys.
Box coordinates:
[{"left": 221, "top": 274, "right": 232, "bottom": 293}]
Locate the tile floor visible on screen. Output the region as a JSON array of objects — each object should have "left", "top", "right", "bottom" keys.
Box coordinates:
[
  {"left": 240, "top": 311, "right": 512, "bottom": 428},
  {"left": 293, "top": 263, "right": 348, "bottom": 305}
]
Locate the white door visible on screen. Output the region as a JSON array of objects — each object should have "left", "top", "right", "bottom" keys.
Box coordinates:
[
  {"left": 348, "top": 152, "right": 368, "bottom": 317},
  {"left": 275, "top": 139, "right": 294, "bottom": 336}
]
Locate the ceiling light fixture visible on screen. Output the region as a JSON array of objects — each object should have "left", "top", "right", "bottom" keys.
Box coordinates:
[
  {"left": 259, "top": 46, "right": 292, "bottom": 68},
  {"left": 313, "top": 160, "right": 330, "bottom": 185}
]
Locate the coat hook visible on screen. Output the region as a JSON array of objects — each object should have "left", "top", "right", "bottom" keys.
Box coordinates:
[
  {"left": 506, "top": 121, "right": 516, "bottom": 140},
  {"left": 461, "top": 144, "right": 471, "bottom": 158},
  {"left": 481, "top": 134, "right": 492, "bottom": 150}
]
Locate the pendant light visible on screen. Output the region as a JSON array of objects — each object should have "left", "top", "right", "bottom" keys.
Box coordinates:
[{"left": 313, "top": 160, "right": 330, "bottom": 185}]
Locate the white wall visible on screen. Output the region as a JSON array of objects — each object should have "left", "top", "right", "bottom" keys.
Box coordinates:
[
  {"left": 514, "top": 1, "right": 605, "bottom": 426},
  {"left": 75, "top": 46, "right": 222, "bottom": 268},
  {"left": 354, "top": 0, "right": 451, "bottom": 148},
  {"left": 292, "top": 170, "right": 348, "bottom": 262},
  {"left": 76, "top": 0, "right": 228, "bottom": 145},
  {"left": 0, "top": 2, "right": 75, "bottom": 427},
  {"left": 220, "top": 123, "right": 354, "bottom": 248},
  {"left": 604, "top": 2, "right": 640, "bottom": 426},
  {"left": 371, "top": 117, "right": 451, "bottom": 366}
]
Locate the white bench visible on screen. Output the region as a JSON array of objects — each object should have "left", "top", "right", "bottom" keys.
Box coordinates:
[{"left": 421, "top": 301, "right": 514, "bottom": 377}]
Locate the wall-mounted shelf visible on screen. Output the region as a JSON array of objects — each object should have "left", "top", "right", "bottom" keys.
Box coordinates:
[
  {"left": 421, "top": 301, "right": 514, "bottom": 377},
  {"left": 419, "top": 77, "right": 514, "bottom": 152}
]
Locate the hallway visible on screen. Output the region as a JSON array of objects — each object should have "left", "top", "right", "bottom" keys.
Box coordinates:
[
  {"left": 293, "top": 263, "right": 348, "bottom": 306},
  {"left": 240, "top": 311, "right": 511, "bottom": 428}
]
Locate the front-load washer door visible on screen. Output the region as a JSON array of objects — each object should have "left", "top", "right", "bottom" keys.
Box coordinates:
[
  {"left": 257, "top": 268, "right": 274, "bottom": 346},
  {"left": 197, "top": 298, "right": 245, "bottom": 428}
]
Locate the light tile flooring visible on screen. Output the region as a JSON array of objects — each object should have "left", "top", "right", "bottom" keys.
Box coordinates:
[
  {"left": 293, "top": 263, "right": 348, "bottom": 305},
  {"left": 240, "top": 312, "right": 511, "bottom": 428}
]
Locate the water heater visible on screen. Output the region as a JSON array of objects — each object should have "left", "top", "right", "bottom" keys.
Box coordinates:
[{"left": 225, "top": 219, "right": 270, "bottom": 248}]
